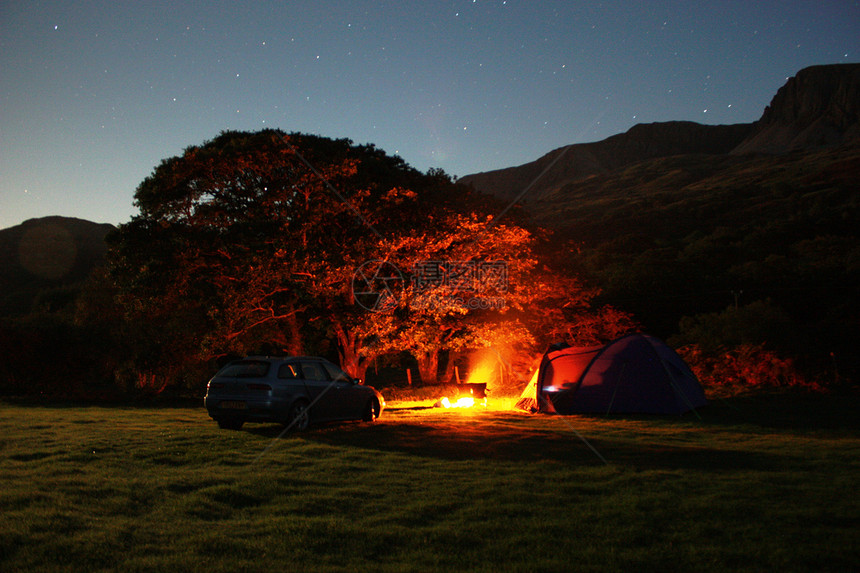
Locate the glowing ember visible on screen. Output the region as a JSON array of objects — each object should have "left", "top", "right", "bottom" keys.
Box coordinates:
[
  {"left": 437, "top": 395, "right": 487, "bottom": 408},
  {"left": 441, "top": 396, "right": 472, "bottom": 408}
]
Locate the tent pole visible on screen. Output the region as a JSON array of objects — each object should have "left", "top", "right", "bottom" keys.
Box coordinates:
[
  {"left": 605, "top": 362, "right": 626, "bottom": 416},
  {"left": 659, "top": 359, "right": 703, "bottom": 420}
]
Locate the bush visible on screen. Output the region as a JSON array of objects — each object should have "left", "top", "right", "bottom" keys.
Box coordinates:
[{"left": 678, "top": 343, "right": 822, "bottom": 398}]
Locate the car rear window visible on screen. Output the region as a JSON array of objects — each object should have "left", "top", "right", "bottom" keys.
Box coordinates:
[{"left": 219, "top": 360, "right": 270, "bottom": 378}]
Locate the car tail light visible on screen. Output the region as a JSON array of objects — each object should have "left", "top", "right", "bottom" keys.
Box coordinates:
[{"left": 246, "top": 383, "right": 272, "bottom": 391}]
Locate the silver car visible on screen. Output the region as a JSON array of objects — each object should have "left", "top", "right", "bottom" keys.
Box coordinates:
[{"left": 204, "top": 356, "right": 384, "bottom": 430}]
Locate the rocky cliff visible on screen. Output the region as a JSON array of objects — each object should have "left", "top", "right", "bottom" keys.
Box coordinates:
[
  {"left": 732, "top": 63, "right": 860, "bottom": 154},
  {"left": 461, "top": 63, "right": 860, "bottom": 203}
]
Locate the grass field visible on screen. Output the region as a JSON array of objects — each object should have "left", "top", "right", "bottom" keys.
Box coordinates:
[{"left": 1, "top": 393, "right": 858, "bottom": 572}]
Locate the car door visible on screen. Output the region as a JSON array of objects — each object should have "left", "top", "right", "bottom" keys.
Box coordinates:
[
  {"left": 276, "top": 361, "right": 306, "bottom": 409},
  {"left": 298, "top": 360, "right": 338, "bottom": 421},
  {"left": 321, "top": 361, "right": 364, "bottom": 419}
]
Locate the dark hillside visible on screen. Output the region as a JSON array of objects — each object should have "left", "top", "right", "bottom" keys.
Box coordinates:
[
  {"left": 534, "top": 145, "right": 860, "bottom": 245},
  {"left": 459, "top": 121, "right": 753, "bottom": 204},
  {"left": 537, "top": 143, "right": 860, "bottom": 379},
  {"left": 0, "top": 216, "right": 114, "bottom": 316}
]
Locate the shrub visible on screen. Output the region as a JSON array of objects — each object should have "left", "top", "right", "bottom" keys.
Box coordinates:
[{"left": 678, "top": 343, "right": 822, "bottom": 398}]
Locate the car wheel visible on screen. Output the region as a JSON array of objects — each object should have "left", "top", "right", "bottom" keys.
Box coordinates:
[
  {"left": 362, "top": 398, "right": 378, "bottom": 422},
  {"left": 288, "top": 400, "right": 310, "bottom": 431},
  {"left": 217, "top": 418, "right": 244, "bottom": 430}
]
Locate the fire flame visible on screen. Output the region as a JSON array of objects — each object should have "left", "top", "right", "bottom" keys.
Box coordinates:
[
  {"left": 440, "top": 396, "right": 479, "bottom": 408},
  {"left": 466, "top": 361, "right": 495, "bottom": 387},
  {"left": 435, "top": 353, "right": 499, "bottom": 409}
]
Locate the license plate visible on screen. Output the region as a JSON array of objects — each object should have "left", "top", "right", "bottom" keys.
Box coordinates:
[{"left": 220, "top": 400, "right": 246, "bottom": 410}]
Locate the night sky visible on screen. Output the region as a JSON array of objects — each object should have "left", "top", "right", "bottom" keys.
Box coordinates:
[{"left": 2, "top": 1, "right": 858, "bottom": 229}]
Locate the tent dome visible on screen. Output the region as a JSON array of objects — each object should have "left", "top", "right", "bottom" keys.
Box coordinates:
[{"left": 516, "top": 334, "right": 706, "bottom": 415}]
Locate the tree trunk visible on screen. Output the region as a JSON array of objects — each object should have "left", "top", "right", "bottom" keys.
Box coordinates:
[
  {"left": 441, "top": 350, "right": 459, "bottom": 384},
  {"left": 284, "top": 307, "right": 304, "bottom": 356},
  {"left": 415, "top": 351, "right": 439, "bottom": 385},
  {"left": 333, "top": 322, "right": 367, "bottom": 381}
]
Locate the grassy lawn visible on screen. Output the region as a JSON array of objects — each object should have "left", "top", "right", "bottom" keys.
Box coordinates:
[{"left": 1, "top": 394, "right": 858, "bottom": 572}]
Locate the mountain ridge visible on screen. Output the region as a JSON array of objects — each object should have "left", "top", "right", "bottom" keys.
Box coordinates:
[
  {"left": 733, "top": 63, "right": 860, "bottom": 154},
  {"left": 460, "top": 63, "right": 860, "bottom": 204},
  {"left": 0, "top": 216, "right": 115, "bottom": 316}
]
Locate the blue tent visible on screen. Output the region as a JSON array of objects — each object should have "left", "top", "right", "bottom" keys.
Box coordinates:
[{"left": 516, "top": 334, "right": 706, "bottom": 415}]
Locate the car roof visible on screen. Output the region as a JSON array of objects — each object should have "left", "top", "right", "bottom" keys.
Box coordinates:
[{"left": 241, "top": 355, "right": 330, "bottom": 362}]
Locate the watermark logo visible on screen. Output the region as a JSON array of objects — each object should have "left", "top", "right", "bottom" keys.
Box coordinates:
[
  {"left": 351, "top": 260, "right": 405, "bottom": 312},
  {"left": 352, "top": 259, "right": 508, "bottom": 313},
  {"left": 411, "top": 260, "right": 508, "bottom": 294}
]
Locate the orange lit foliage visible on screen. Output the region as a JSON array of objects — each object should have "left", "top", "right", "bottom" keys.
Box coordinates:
[
  {"left": 109, "top": 130, "right": 520, "bottom": 387},
  {"left": 377, "top": 213, "right": 633, "bottom": 384},
  {"left": 519, "top": 274, "right": 638, "bottom": 349},
  {"left": 109, "top": 130, "right": 462, "bottom": 383},
  {"left": 381, "top": 213, "right": 541, "bottom": 384},
  {"left": 677, "top": 343, "right": 820, "bottom": 397}
]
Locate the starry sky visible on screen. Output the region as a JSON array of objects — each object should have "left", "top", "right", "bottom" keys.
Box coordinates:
[{"left": 1, "top": 1, "right": 858, "bottom": 230}]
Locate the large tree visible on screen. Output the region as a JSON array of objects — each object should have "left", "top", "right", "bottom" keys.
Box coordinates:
[{"left": 109, "top": 130, "right": 452, "bottom": 382}]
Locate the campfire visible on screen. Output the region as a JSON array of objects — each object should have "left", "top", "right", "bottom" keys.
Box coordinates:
[
  {"left": 434, "top": 357, "right": 493, "bottom": 409},
  {"left": 436, "top": 383, "right": 488, "bottom": 408}
]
